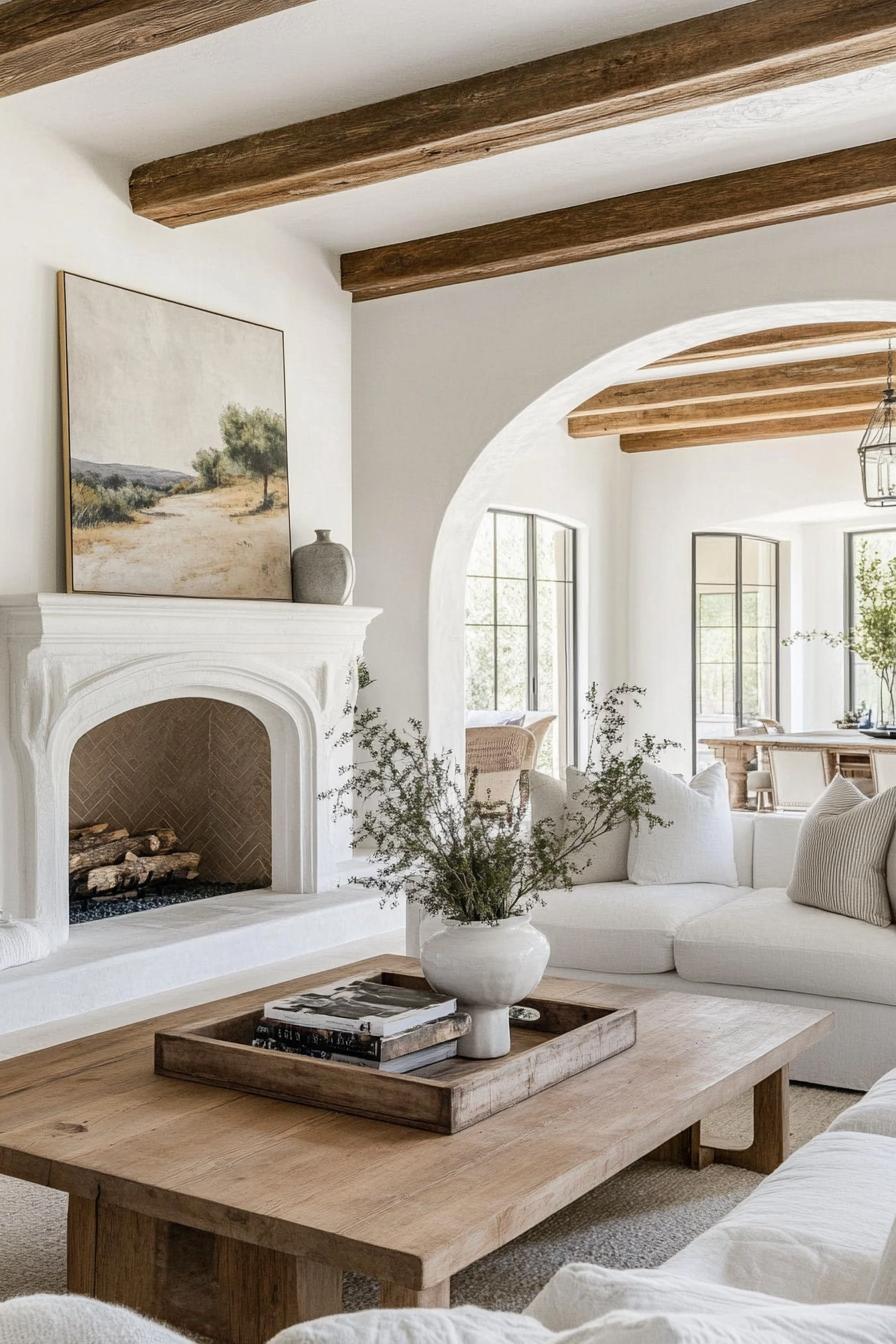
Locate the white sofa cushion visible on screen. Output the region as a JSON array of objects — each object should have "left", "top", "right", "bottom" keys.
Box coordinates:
[
  {"left": 628, "top": 762, "right": 738, "bottom": 887},
  {"left": 750, "top": 813, "right": 802, "bottom": 889},
  {"left": 665, "top": 1130, "right": 896, "bottom": 1303},
  {"left": 870, "top": 1217, "right": 896, "bottom": 1307},
  {"left": 529, "top": 770, "right": 629, "bottom": 886},
  {"left": 535, "top": 881, "right": 746, "bottom": 974},
  {"left": 787, "top": 776, "right": 896, "bottom": 927},
  {"left": 829, "top": 1067, "right": 896, "bottom": 1139},
  {"left": 730, "top": 812, "right": 755, "bottom": 888},
  {"left": 274, "top": 1306, "right": 550, "bottom": 1344},
  {"left": 566, "top": 767, "right": 630, "bottom": 883},
  {"left": 527, "top": 1264, "right": 792, "bottom": 1331},
  {"left": 559, "top": 1307, "right": 896, "bottom": 1343},
  {"left": 0, "top": 1295, "right": 190, "bottom": 1344},
  {"left": 675, "top": 887, "right": 896, "bottom": 1005},
  {"left": 274, "top": 1304, "right": 896, "bottom": 1344}
]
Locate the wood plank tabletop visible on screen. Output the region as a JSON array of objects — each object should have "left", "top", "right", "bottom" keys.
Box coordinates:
[{"left": 0, "top": 954, "right": 832, "bottom": 1289}]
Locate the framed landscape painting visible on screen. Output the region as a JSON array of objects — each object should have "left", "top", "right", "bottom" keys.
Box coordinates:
[{"left": 58, "top": 273, "right": 292, "bottom": 600}]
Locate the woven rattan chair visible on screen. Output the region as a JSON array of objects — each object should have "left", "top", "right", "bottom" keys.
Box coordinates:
[{"left": 465, "top": 725, "right": 537, "bottom": 811}]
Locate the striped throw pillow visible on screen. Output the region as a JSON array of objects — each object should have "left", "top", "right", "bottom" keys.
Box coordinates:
[{"left": 788, "top": 775, "right": 896, "bottom": 926}]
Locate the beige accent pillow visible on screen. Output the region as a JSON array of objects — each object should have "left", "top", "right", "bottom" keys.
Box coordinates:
[
  {"left": 528, "top": 769, "right": 629, "bottom": 885},
  {"left": 787, "top": 775, "right": 896, "bottom": 927}
]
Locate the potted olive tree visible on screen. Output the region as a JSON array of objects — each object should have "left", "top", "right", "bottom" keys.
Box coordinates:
[
  {"left": 324, "top": 684, "right": 671, "bottom": 1058},
  {"left": 786, "top": 542, "right": 896, "bottom": 728}
]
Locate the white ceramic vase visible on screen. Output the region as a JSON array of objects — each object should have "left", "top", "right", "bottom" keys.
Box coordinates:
[{"left": 420, "top": 915, "right": 550, "bottom": 1058}]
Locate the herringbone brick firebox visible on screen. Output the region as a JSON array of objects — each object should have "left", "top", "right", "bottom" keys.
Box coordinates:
[{"left": 69, "top": 697, "right": 272, "bottom": 891}]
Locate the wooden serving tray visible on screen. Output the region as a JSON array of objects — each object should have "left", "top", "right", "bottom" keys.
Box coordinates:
[{"left": 155, "top": 971, "right": 636, "bottom": 1133}]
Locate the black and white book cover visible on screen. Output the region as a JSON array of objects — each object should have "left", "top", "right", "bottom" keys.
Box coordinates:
[
  {"left": 264, "top": 977, "right": 457, "bottom": 1037},
  {"left": 251, "top": 1033, "right": 458, "bottom": 1073},
  {"left": 253, "top": 1012, "right": 471, "bottom": 1061}
]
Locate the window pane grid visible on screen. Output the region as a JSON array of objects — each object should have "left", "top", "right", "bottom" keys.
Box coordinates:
[
  {"left": 847, "top": 529, "right": 896, "bottom": 719},
  {"left": 465, "top": 510, "right": 577, "bottom": 775},
  {"left": 693, "top": 534, "right": 779, "bottom": 772}
]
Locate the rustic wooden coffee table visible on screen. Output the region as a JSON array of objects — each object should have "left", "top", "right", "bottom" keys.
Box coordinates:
[{"left": 0, "top": 954, "right": 831, "bottom": 1344}]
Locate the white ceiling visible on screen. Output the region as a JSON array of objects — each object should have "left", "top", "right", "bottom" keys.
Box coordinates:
[{"left": 10, "top": 0, "right": 896, "bottom": 253}]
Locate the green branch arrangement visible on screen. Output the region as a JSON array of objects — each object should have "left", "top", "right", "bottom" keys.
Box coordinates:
[
  {"left": 784, "top": 542, "right": 896, "bottom": 724},
  {"left": 321, "top": 684, "right": 676, "bottom": 924}
]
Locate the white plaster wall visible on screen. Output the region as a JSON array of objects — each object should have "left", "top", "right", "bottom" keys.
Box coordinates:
[
  {"left": 0, "top": 104, "right": 352, "bottom": 596},
  {"left": 0, "top": 105, "right": 353, "bottom": 907},
  {"left": 351, "top": 206, "right": 896, "bottom": 759},
  {"left": 626, "top": 431, "right": 867, "bottom": 767},
  {"left": 468, "top": 426, "right": 630, "bottom": 758}
]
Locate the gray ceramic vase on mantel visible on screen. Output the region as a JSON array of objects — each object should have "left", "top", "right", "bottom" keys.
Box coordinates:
[{"left": 291, "top": 530, "right": 355, "bottom": 604}]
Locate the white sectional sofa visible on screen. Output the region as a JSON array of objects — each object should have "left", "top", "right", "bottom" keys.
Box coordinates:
[
  {"left": 529, "top": 810, "right": 896, "bottom": 1092},
  {"left": 6, "top": 1067, "right": 896, "bottom": 1342},
  {"left": 405, "top": 809, "right": 896, "bottom": 1091}
]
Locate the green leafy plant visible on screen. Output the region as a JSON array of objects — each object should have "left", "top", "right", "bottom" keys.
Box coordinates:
[
  {"left": 219, "top": 403, "right": 287, "bottom": 505},
  {"left": 70, "top": 475, "right": 163, "bottom": 528},
  {"left": 785, "top": 542, "right": 896, "bottom": 724},
  {"left": 323, "top": 684, "right": 675, "bottom": 924},
  {"left": 192, "top": 446, "right": 228, "bottom": 490}
]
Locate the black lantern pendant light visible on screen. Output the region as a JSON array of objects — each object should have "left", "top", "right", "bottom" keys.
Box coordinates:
[{"left": 859, "top": 341, "right": 896, "bottom": 507}]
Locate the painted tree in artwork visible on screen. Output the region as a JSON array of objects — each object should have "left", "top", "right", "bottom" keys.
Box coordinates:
[
  {"left": 192, "top": 446, "right": 227, "bottom": 490},
  {"left": 219, "top": 403, "right": 287, "bottom": 504}
]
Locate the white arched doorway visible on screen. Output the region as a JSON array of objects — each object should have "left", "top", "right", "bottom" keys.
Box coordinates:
[{"left": 429, "top": 300, "right": 896, "bottom": 759}]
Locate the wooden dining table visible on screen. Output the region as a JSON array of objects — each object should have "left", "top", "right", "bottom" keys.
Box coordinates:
[{"left": 701, "top": 730, "right": 896, "bottom": 810}]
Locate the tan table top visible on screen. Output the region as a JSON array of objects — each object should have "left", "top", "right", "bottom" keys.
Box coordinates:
[
  {"left": 0, "top": 954, "right": 832, "bottom": 1290},
  {"left": 702, "top": 730, "right": 892, "bottom": 747}
]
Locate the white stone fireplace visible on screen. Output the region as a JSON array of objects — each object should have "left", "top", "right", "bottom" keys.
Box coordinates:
[{"left": 0, "top": 594, "right": 380, "bottom": 948}]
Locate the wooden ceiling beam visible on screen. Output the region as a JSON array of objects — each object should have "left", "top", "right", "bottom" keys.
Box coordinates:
[
  {"left": 570, "top": 386, "right": 881, "bottom": 437},
  {"left": 130, "top": 0, "right": 896, "bottom": 227},
  {"left": 342, "top": 138, "right": 896, "bottom": 300},
  {"left": 0, "top": 1, "right": 315, "bottom": 99},
  {"left": 620, "top": 411, "right": 871, "bottom": 453},
  {"left": 649, "top": 321, "right": 896, "bottom": 366},
  {"left": 570, "top": 351, "right": 890, "bottom": 416}
]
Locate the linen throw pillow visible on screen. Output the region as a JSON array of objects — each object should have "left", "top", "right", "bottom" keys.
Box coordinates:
[
  {"left": 627, "top": 760, "right": 739, "bottom": 887},
  {"left": 528, "top": 769, "right": 629, "bottom": 885},
  {"left": 869, "top": 1215, "right": 896, "bottom": 1306},
  {"left": 527, "top": 1263, "right": 793, "bottom": 1331},
  {"left": 787, "top": 775, "right": 896, "bottom": 927}
]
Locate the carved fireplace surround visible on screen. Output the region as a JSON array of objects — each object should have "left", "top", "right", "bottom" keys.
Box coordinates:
[{"left": 0, "top": 594, "right": 380, "bottom": 948}]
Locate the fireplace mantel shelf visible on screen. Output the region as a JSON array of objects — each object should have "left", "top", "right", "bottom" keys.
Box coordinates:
[{"left": 0, "top": 593, "right": 381, "bottom": 640}]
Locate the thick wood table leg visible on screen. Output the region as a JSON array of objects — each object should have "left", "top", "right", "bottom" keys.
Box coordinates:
[
  {"left": 648, "top": 1122, "right": 710, "bottom": 1169},
  {"left": 704, "top": 1067, "right": 790, "bottom": 1175},
  {"left": 708, "top": 742, "right": 752, "bottom": 811},
  {"left": 67, "top": 1198, "right": 342, "bottom": 1344},
  {"left": 380, "top": 1280, "right": 451, "bottom": 1309},
  {"left": 67, "top": 1194, "right": 98, "bottom": 1295},
  {"left": 650, "top": 1068, "right": 790, "bottom": 1177}
]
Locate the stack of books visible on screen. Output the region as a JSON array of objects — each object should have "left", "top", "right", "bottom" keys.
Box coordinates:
[{"left": 251, "top": 976, "right": 471, "bottom": 1073}]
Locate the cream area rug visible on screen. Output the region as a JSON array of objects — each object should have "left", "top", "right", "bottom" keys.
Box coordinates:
[{"left": 0, "top": 1083, "right": 854, "bottom": 1315}]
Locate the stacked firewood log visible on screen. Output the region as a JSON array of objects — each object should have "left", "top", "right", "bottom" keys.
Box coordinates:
[{"left": 69, "top": 822, "right": 201, "bottom": 901}]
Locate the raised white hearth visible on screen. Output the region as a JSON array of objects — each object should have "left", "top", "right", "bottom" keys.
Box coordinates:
[
  {"left": 0, "top": 871, "right": 404, "bottom": 1034},
  {"left": 0, "top": 594, "right": 387, "bottom": 1024}
]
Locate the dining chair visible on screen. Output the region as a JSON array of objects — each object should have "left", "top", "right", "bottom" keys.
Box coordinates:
[
  {"left": 736, "top": 726, "right": 773, "bottom": 811},
  {"left": 767, "top": 746, "right": 828, "bottom": 811},
  {"left": 465, "top": 725, "right": 537, "bottom": 811},
  {"left": 869, "top": 748, "right": 896, "bottom": 795}
]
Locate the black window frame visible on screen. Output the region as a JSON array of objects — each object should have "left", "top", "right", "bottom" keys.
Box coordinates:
[
  {"left": 465, "top": 508, "right": 579, "bottom": 769},
  {"left": 691, "top": 532, "right": 780, "bottom": 772},
  {"left": 845, "top": 527, "right": 896, "bottom": 715}
]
